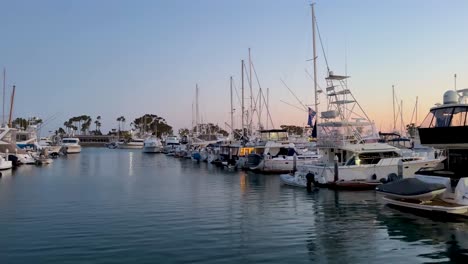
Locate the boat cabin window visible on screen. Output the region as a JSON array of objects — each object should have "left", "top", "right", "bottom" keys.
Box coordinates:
[
  {"left": 63, "top": 139, "right": 78, "bottom": 143},
  {"left": 353, "top": 151, "right": 399, "bottom": 165},
  {"left": 450, "top": 107, "right": 468, "bottom": 126},
  {"left": 239, "top": 147, "right": 254, "bottom": 156},
  {"left": 17, "top": 134, "right": 28, "bottom": 141},
  {"left": 345, "top": 156, "right": 356, "bottom": 166},
  {"left": 260, "top": 131, "right": 288, "bottom": 141},
  {"left": 420, "top": 111, "right": 435, "bottom": 128},
  {"left": 420, "top": 107, "right": 468, "bottom": 128},
  {"left": 381, "top": 151, "right": 400, "bottom": 158}
]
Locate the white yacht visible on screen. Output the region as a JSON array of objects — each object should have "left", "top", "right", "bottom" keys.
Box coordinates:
[
  {"left": 246, "top": 129, "right": 321, "bottom": 173},
  {"left": 142, "top": 137, "right": 163, "bottom": 153},
  {"left": 38, "top": 136, "right": 62, "bottom": 155},
  {"left": 377, "top": 89, "right": 468, "bottom": 216},
  {"left": 295, "top": 71, "right": 441, "bottom": 189},
  {"left": 117, "top": 138, "right": 144, "bottom": 149},
  {"left": 61, "top": 138, "right": 81, "bottom": 154},
  {"left": 163, "top": 136, "right": 180, "bottom": 154}
]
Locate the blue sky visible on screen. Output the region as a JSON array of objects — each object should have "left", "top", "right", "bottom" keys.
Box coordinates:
[{"left": 1, "top": 0, "right": 467, "bottom": 134}]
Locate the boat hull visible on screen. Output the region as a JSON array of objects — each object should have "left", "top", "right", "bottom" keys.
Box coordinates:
[
  {"left": 301, "top": 159, "right": 441, "bottom": 184},
  {"left": 383, "top": 196, "right": 468, "bottom": 216},
  {"left": 118, "top": 144, "right": 143, "bottom": 149},
  {"left": 63, "top": 145, "right": 81, "bottom": 154},
  {"left": 0, "top": 159, "right": 12, "bottom": 170},
  {"left": 142, "top": 146, "right": 162, "bottom": 153}
]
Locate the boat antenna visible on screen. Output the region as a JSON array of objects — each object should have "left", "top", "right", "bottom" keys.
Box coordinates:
[{"left": 454, "top": 73, "right": 457, "bottom": 91}]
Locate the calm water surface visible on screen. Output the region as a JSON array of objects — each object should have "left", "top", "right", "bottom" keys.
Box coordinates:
[{"left": 1, "top": 148, "right": 468, "bottom": 263}]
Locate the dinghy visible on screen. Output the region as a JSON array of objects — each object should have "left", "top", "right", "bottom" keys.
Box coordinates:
[{"left": 280, "top": 172, "right": 307, "bottom": 187}]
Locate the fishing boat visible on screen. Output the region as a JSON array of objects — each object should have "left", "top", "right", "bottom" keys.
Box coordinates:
[
  {"left": 61, "top": 137, "right": 81, "bottom": 154},
  {"left": 377, "top": 89, "right": 468, "bottom": 217},
  {"left": 295, "top": 71, "right": 441, "bottom": 188}
]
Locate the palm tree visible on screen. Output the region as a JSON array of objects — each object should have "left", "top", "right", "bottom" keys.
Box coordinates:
[
  {"left": 96, "top": 116, "right": 102, "bottom": 131},
  {"left": 121, "top": 116, "right": 126, "bottom": 131}
]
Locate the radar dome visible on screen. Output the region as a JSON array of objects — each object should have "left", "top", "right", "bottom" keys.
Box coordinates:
[{"left": 443, "top": 90, "right": 459, "bottom": 104}]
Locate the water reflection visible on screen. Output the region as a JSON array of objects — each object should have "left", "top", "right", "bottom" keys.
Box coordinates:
[
  {"left": 378, "top": 206, "right": 468, "bottom": 262},
  {"left": 1, "top": 149, "right": 468, "bottom": 264},
  {"left": 128, "top": 151, "right": 134, "bottom": 176}
]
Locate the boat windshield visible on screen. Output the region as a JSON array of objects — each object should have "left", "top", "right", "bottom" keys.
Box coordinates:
[{"left": 420, "top": 106, "right": 468, "bottom": 128}]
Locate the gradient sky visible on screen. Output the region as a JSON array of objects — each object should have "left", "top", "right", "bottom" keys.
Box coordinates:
[{"left": 1, "top": 0, "right": 467, "bottom": 135}]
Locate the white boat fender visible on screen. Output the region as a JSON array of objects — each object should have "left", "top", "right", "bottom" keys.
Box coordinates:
[{"left": 455, "top": 178, "right": 468, "bottom": 205}]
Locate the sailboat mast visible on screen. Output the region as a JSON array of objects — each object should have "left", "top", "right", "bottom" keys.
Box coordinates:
[
  {"left": 311, "top": 4, "right": 319, "bottom": 125},
  {"left": 400, "top": 100, "right": 404, "bottom": 134},
  {"left": 2, "top": 68, "right": 5, "bottom": 126},
  {"left": 230, "top": 76, "right": 234, "bottom": 138},
  {"left": 266, "top": 88, "right": 269, "bottom": 130},
  {"left": 196, "top": 84, "right": 199, "bottom": 135},
  {"left": 415, "top": 96, "right": 418, "bottom": 125},
  {"left": 8, "top": 85, "right": 15, "bottom": 127},
  {"left": 249, "top": 48, "right": 253, "bottom": 134},
  {"left": 241, "top": 60, "right": 245, "bottom": 138},
  {"left": 258, "top": 87, "right": 262, "bottom": 129},
  {"left": 392, "top": 85, "right": 396, "bottom": 131}
]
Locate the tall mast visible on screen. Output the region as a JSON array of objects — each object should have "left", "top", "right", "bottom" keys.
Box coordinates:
[
  {"left": 8, "top": 85, "right": 15, "bottom": 127},
  {"left": 196, "top": 84, "right": 199, "bottom": 135},
  {"left": 311, "top": 4, "right": 319, "bottom": 125},
  {"left": 415, "top": 96, "right": 418, "bottom": 125},
  {"left": 266, "top": 88, "right": 269, "bottom": 129},
  {"left": 249, "top": 48, "right": 253, "bottom": 134},
  {"left": 230, "top": 76, "right": 234, "bottom": 138},
  {"left": 241, "top": 60, "right": 245, "bottom": 138},
  {"left": 400, "top": 100, "right": 403, "bottom": 134},
  {"left": 392, "top": 85, "right": 396, "bottom": 131},
  {"left": 2, "top": 68, "right": 5, "bottom": 126},
  {"left": 258, "top": 87, "right": 262, "bottom": 129}
]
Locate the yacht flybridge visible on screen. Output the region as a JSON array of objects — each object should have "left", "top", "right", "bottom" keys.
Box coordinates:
[{"left": 377, "top": 89, "right": 468, "bottom": 216}]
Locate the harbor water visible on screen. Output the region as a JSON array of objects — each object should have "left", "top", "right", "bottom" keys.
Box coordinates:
[{"left": 1, "top": 148, "right": 467, "bottom": 263}]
